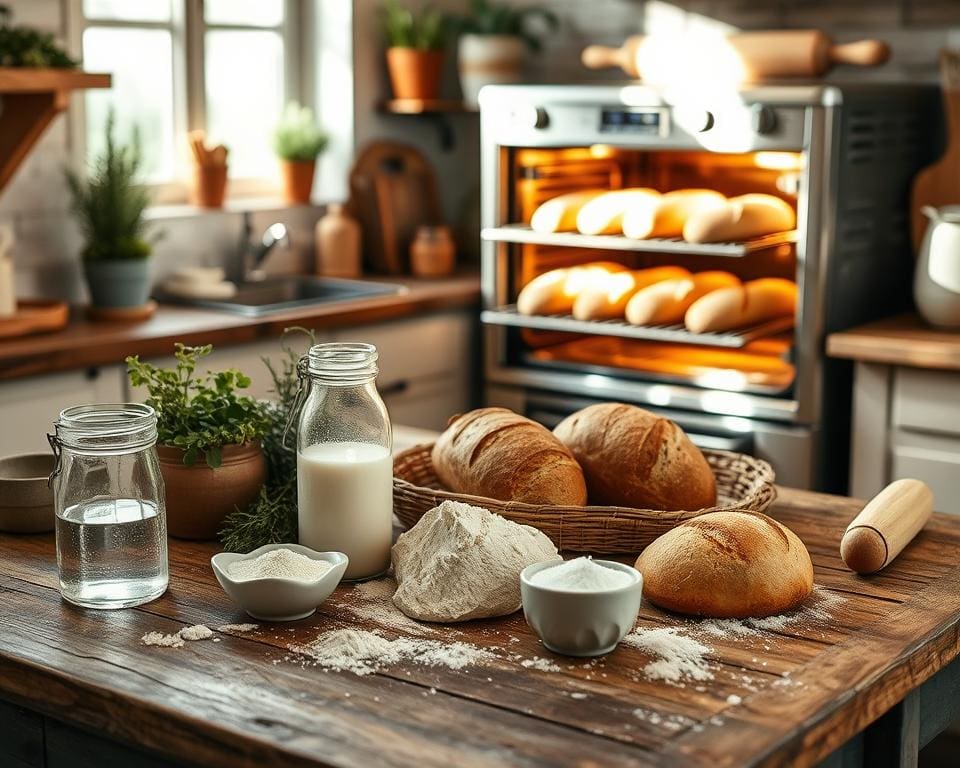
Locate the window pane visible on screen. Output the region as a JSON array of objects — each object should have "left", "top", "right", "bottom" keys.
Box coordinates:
[
  {"left": 83, "top": 0, "right": 171, "bottom": 22},
  {"left": 205, "top": 30, "right": 284, "bottom": 179},
  {"left": 83, "top": 27, "right": 176, "bottom": 182},
  {"left": 205, "top": 0, "right": 283, "bottom": 26}
]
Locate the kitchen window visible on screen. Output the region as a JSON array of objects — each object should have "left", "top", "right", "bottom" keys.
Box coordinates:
[{"left": 76, "top": 0, "right": 301, "bottom": 201}]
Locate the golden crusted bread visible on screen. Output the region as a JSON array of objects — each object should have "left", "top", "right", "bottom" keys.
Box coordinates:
[
  {"left": 432, "top": 408, "right": 588, "bottom": 506},
  {"left": 552, "top": 403, "right": 716, "bottom": 511},
  {"left": 635, "top": 511, "right": 814, "bottom": 618}
]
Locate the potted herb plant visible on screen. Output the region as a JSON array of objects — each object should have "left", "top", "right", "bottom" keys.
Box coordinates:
[
  {"left": 382, "top": 0, "right": 447, "bottom": 100},
  {"left": 127, "top": 344, "right": 270, "bottom": 541},
  {"left": 65, "top": 110, "right": 155, "bottom": 310},
  {"left": 451, "top": 0, "right": 557, "bottom": 108},
  {"left": 273, "top": 102, "right": 329, "bottom": 205}
]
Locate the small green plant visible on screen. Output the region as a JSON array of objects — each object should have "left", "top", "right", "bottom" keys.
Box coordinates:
[
  {"left": 65, "top": 110, "right": 155, "bottom": 262},
  {"left": 450, "top": 0, "right": 558, "bottom": 52},
  {"left": 126, "top": 344, "right": 269, "bottom": 469},
  {"left": 220, "top": 328, "right": 316, "bottom": 551},
  {"left": 272, "top": 102, "right": 329, "bottom": 162},
  {"left": 0, "top": 5, "right": 76, "bottom": 67},
  {"left": 381, "top": 0, "right": 446, "bottom": 50}
]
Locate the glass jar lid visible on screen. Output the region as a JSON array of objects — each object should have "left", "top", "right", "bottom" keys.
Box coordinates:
[
  {"left": 53, "top": 403, "right": 158, "bottom": 452},
  {"left": 306, "top": 342, "right": 379, "bottom": 384}
]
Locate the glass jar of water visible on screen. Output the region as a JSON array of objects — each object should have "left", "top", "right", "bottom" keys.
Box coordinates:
[
  {"left": 294, "top": 343, "right": 393, "bottom": 581},
  {"left": 49, "top": 403, "right": 168, "bottom": 609}
]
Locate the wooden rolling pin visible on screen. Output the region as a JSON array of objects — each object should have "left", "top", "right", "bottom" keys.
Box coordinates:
[
  {"left": 840, "top": 479, "right": 933, "bottom": 574},
  {"left": 582, "top": 30, "right": 890, "bottom": 81}
]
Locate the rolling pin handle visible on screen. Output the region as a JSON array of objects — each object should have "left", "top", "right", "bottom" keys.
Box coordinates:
[
  {"left": 828, "top": 39, "right": 891, "bottom": 68},
  {"left": 581, "top": 45, "right": 627, "bottom": 71}
]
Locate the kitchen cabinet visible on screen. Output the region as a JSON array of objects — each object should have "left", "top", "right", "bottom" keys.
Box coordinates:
[
  {"left": 0, "top": 365, "right": 125, "bottom": 454},
  {"left": 127, "top": 312, "right": 475, "bottom": 432},
  {"left": 829, "top": 317, "right": 960, "bottom": 514}
]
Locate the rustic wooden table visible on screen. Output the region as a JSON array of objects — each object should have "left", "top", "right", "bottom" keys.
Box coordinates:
[{"left": 1, "top": 487, "right": 959, "bottom": 768}]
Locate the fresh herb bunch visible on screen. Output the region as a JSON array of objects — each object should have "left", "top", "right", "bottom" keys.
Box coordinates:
[
  {"left": 220, "top": 328, "right": 316, "bottom": 552},
  {"left": 381, "top": 0, "right": 446, "bottom": 50},
  {"left": 126, "top": 344, "right": 269, "bottom": 469},
  {"left": 65, "top": 110, "right": 155, "bottom": 262},
  {"left": 272, "top": 102, "right": 329, "bottom": 162},
  {"left": 0, "top": 5, "right": 76, "bottom": 68},
  {"left": 450, "top": 0, "right": 558, "bottom": 53}
]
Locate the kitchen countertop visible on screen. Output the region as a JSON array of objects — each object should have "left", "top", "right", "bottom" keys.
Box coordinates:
[
  {"left": 2, "top": 487, "right": 960, "bottom": 767},
  {"left": 0, "top": 272, "right": 480, "bottom": 380},
  {"left": 827, "top": 313, "right": 960, "bottom": 371}
]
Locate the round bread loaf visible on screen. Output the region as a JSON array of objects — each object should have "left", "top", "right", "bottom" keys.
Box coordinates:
[
  {"left": 636, "top": 511, "right": 814, "bottom": 618},
  {"left": 432, "top": 408, "right": 588, "bottom": 506},
  {"left": 552, "top": 403, "right": 716, "bottom": 511}
]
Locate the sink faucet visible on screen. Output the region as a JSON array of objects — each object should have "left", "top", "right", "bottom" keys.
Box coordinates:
[{"left": 239, "top": 212, "right": 289, "bottom": 282}]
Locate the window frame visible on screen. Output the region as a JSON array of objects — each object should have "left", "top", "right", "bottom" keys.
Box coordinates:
[{"left": 68, "top": 0, "right": 304, "bottom": 205}]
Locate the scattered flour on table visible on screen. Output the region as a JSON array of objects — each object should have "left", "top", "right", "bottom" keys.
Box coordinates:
[
  {"left": 141, "top": 624, "right": 214, "bottom": 648},
  {"left": 217, "top": 623, "right": 259, "bottom": 633},
  {"left": 521, "top": 657, "right": 562, "bottom": 672},
  {"left": 632, "top": 707, "right": 698, "bottom": 732},
  {"left": 291, "top": 628, "right": 495, "bottom": 676},
  {"left": 228, "top": 548, "right": 334, "bottom": 581},
  {"left": 333, "top": 578, "right": 438, "bottom": 636},
  {"left": 622, "top": 627, "right": 714, "bottom": 683},
  {"left": 692, "top": 587, "right": 845, "bottom": 639}
]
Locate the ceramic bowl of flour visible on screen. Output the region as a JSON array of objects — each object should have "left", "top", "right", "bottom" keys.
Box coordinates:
[
  {"left": 521, "top": 558, "right": 643, "bottom": 657},
  {"left": 211, "top": 543, "right": 348, "bottom": 621}
]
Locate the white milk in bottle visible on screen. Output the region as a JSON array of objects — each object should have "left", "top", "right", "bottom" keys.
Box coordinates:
[{"left": 294, "top": 343, "right": 393, "bottom": 580}]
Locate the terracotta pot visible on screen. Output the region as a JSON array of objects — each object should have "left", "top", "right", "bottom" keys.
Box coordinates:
[
  {"left": 157, "top": 441, "right": 267, "bottom": 541},
  {"left": 386, "top": 47, "right": 444, "bottom": 100},
  {"left": 191, "top": 163, "right": 228, "bottom": 208},
  {"left": 281, "top": 159, "right": 316, "bottom": 204}
]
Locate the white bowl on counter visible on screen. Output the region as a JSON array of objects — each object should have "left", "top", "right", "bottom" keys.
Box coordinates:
[
  {"left": 211, "top": 543, "right": 349, "bottom": 621},
  {"left": 520, "top": 560, "right": 643, "bottom": 657}
]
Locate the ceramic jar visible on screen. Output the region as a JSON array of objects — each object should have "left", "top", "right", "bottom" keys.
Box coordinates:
[
  {"left": 915, "top": 205, "right": 960, "bottom": 329},
  {"left": 315, "top": 203, "right": 362, "bottom": 278},
  {"left": 410, "top": 225, "right": 456, "bottom": 277}
]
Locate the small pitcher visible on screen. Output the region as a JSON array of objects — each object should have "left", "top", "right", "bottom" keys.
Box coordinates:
[{"left": 915, "top": 206, "right": 960, "bottom": 329}]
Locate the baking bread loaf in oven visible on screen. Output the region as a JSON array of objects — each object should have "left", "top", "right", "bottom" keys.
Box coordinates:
[
  {"left": 432, "top": 408, "right": 588, "bottom": 506},
  {"left": 635, "top": 511, "right": 814, "bottom": 618},
  {"left": 516, "top": 261, "right": 627, "bottom": 316},
  {"left": 576, "top": 188, "right": 661, "bottom": 236},
  {"left": 684, "top": 277, "right": 797, "bottom": 333},
  {"left": 552, "top": 403, "right": 716, "bottom": 511},
  {"left": 622, "top": 189, "right": 726, "bottom": 240},
  {"left": 572, "top": 265, "right": 690, "bottom": 321},
  {"left": 530, "top": 190, "right": 604, "bottom": 233},
  {"left": 625, "top": 270, "right": 740, "bottom": 326},
  {"left": 682, "top": 193, "right": 795, "bottom": 243}
]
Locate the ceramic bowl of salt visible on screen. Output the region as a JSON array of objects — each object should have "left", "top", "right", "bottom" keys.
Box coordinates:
[
  {"left": 520, "top": 557, "right": 643, "bottom": 657},
  {"left": 211, "top": 543, "right": 348, "bottom": 621}
]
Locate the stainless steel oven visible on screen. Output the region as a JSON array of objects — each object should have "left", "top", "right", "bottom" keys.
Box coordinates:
[{"left": 478, "top": 83, "right": 939, "bottom": 491}]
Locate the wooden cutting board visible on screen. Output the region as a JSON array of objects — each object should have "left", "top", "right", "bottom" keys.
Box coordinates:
[
  {"left": 911, "top": 50, "right": 960, "bottom": 252},
  {"left": 0, "top": 299, "right": 68, "bottom": 339}
]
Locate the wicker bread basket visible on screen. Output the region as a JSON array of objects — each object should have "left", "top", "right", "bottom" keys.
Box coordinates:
[{"left": 393, "top": 443, "right": 776, "bottom": 554}]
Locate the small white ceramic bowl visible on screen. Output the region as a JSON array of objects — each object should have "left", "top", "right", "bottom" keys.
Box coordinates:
[
  {"left": 520, "top": 559, "right": 643, "bottom": 657},
  {"left": 211, "top": 543, "right": 348, "bottom": 621}
]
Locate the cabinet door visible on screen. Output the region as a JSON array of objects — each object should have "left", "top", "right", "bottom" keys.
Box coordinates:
[
  {"left": 332, "top": 312, "right": 474, "bottom": 431},
  {"left": 0, "top": 366, "right": 126, "bottom": 454},
  {"left": 891, "top": 430, "right": 960, "bottom": 515}
]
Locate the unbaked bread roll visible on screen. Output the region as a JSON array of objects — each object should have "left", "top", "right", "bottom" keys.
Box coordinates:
[
  {"left": 635, "top": 511, "right": 814, "bottom": 618},
  {"left": 576, "top": 188, "right": 660, "bottom": 236},
  {"left": 432, "top": 408, "right": 587, "bottom": 506},
  {"left": 572, "top": 266, "right": 690, "bottom": 321},
  {"left": 623, "top": 189, "right": 726, "bottom": 240},
  {"left": 682, "top": 193, "right": 795, "bottom": 243},
  {"left": 553, "top": 403, "right": 716, "bottom": 511},
  {"left": 625, "top": 271, "right": 740, "bottom": 326},
  {"left": 530, "top": 190, "right": 603, "bottom": 233},
  {"left": 516, "top": 261, "right": 627, "bottom": 316},
  {"left": 685, "top": 277, "right": 797, "bottom": 333}
]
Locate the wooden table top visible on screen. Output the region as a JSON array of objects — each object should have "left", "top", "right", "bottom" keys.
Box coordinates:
[
  {"left": 0, "top": 273, "right": 480, "bottom": 380},
  {"left": 1, "top": 487, "right": 959, "bottom": 768},
  {"left": 827, "top": 313, "right": 960, "bottom": 371}
]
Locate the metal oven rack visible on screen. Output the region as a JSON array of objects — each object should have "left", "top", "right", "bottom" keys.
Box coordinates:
[
  {"left": 480, "top": 305, "right": 795, "bottom": 349},
  {"left": 480, "top": 224, "right": 798, "bottom": 257}
]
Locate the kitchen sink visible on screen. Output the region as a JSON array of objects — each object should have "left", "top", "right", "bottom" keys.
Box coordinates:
[{"left": 157, "top": 275, "right": 404, "bottom": 317}]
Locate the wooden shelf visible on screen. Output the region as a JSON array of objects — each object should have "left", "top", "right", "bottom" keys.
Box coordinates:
[
  {"left": 0, "top": 68, "right": 111, "bottom": 194},
  {"left": 380, "top": 98, "right": 478, "bottom": 114}
]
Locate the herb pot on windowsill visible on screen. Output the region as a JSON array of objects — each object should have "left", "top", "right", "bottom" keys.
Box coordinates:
[
  {"left": 280, "top": 159, "right": 316, "bottom": 204},
  {"left": 83, "top": 259, "right": 152, "bottom": 309},
  {"left": 386, "top": 47, "right": 444, "bottom": 100},
  {"left": 157, "top": 441, "right": 267, "bottom": 541}
]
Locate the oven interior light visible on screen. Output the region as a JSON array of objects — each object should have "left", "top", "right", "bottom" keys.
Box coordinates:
[
  {"left": 699, "top": 390, "right": 756, "bottom": 417},
  {"left": 754, "top": 152, "right": 804, "bottom": 171},
  {"left": 589, "top": 144, "right": 615, "bottom": 158}
]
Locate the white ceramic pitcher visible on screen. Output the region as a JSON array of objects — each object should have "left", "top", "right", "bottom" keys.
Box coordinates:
[{"left": 915, "top": 205, "right": 960, "bottom": 329}]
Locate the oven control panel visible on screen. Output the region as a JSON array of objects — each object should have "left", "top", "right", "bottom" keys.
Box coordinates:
[{"left": 599, "top": 107, "right": 670, "bottom": 136}]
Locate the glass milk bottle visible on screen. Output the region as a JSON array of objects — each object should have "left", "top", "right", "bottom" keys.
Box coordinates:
[
  {"left": 49, "top": 403, "right": 168, "bottom": 609},
  {"left": 295, "top": 343, "right": 393, "bottom": 580}
]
